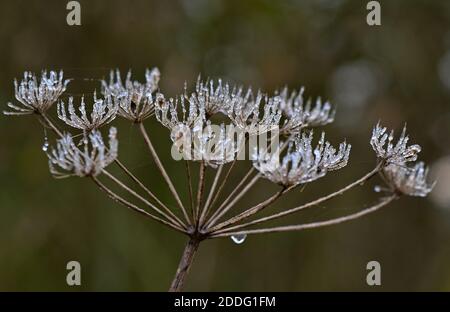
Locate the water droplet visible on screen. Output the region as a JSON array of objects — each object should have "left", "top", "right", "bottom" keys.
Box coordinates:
[
  {"left": 374, "top": 185, "right": 382, "bottom": 193},
  {"left": 231, "top": 234, "right": 247, "bottom": 245},
  {"left": 42, "top": 138, "right": 49, "bottom": 152}
]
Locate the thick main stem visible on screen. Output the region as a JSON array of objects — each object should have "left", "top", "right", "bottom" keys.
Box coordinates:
[{"left": 169, "top": 238, "right": 201, "bottom": 292}]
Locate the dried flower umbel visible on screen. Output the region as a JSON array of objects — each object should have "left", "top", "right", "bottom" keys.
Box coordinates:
[
  {"left": 254, "top": 132, "right": 350, "bottom": 186},
  {"left": 4, "top": 68, "right": 434, "bottom": 292},
  {"left": 48, "top": 127, "right": 118, "bottom": 178},
  {"left": 5, "top": 70, "right": 70, "bottom": 115},
  {"left": 57, "top": 93, "right": 118, "bottom": 131},
  {"left": 102, "top": 68, "right": 162, "bottom": 122}
]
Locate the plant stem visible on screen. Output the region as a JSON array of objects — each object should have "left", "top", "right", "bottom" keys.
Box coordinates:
[
  {"left": 195, "top": 161, "right": 206, "bottom": 226},
  {"left": 169, "top": 238, "right": 201, "bottom": 292},
  {"left": 114, "top": 158, "right": 186, "bottom": 228},
  {"left": 210, "top": 194, "right": 397, "bottom": 237},
  {"left": 213, "top": 163, "right": 383, "bottom": 234},
  {"left": 185, "top": 160, "right": 195, "bottom": 218},
  {"left": 139, "top": 122, "right": 191, "bottom": 224},
  {"left": 204, "top": 168, "right": 256, "bottom": 228},
  {"left": 209, "top": 186, "right": 291, "bottom": 233},
  {"left": 199, "top": 164, "right": 223, "bottom": 226},
  {"left": 91, "top": 176, "right": 186, "bottom": 234}
]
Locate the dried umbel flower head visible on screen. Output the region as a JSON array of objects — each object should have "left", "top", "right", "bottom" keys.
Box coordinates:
[
  {"left": 226, "top": 91, "right": 282, "bottom": 136},
  {"left": 277, "top": 87, "right": 335, "bottom": 134},
  {"left": 155, "top": 95, "right": 203, "bottom": 130},
  {"left": 47, "top": 127, "right": 118, "bottom": 178},
  {"left": 57, "top": 92, "right": 118, "bottom": 131},
  {"left": 253, "top": 131, "right": 351, "bottom": 186},
  {"left": 382, "top": 162, "right": 434, "bottom": 197},
  {"left": 370, "top": 122, "right": 421, "bottom": 164},
  {"left": 156, "top": 77, "right": 246, "bottom": 129},
  {"left": 171, "top": 121, "right": 240, "bottom": 168},
  {"left": 4, "top": 70, "right": 70, "bottom": 115},
  {"left": 102, "top": 68, "right": 160, "bottom": 97},
  {"left": 189, "top": 77, "right": 234, "bottom": 117},
  {"left": 102, "top": 68, "right": 161, "bottom": 122}
]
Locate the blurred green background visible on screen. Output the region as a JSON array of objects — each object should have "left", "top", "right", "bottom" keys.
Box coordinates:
[{"left": 1, "top": 0, "right": 450, "bottom": 291}]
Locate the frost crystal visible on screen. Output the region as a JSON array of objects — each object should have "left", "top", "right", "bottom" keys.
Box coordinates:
[
  {"left": 57, "top": 92, "right": 118, "bottom": 131},
  {"left": 47, "top": 127, "right": 118, "bottom": 178},
  {"left": 382, "top": 162, "right": 434, "bottom": 197},
  {"left": 277, "top": 87, "right": 335, "bottom": 134},
  {"left": 170, "top": 118, "right": 240, "bottom": 168},
  {"left": 102, "top": 68, "right": 161, "bottom": 122},
  {"left": 226, "top": 90, "right": 282, "bottom": 135},
  {"left": 4, "top": 70, "right": 70, "bottom": 115},
  {"left": 156, "top": 77, "right": 249, "bottom": 128},
  {"left": 254, "top": 132, "right": 351, "bottom": 186},
  {"left": 156, "top": 94, "right": 206, "bottom": 130},
  {"left": 370, "top": 123, "right": 421, "bottom": 164},
  {"left": 190, "top": 77, "right": 236, "bottom": 117}
]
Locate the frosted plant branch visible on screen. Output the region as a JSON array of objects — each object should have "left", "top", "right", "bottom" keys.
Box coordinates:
[
  {"left": 206, "top": 172, "right": 260, "bottom": 228},
  {"left": 185, "top": 160, "right": 195, "bottom": 219},
  {"left": 204, "top": 134, "right": 297, "bottom": 228},
  {"left": 4, "top": 68, "right": 434, "bottom": 292},
  {"left": 102, "top": 170, "right": 186, "bottom": 229},
  {"left": 205, "top": 160, "right": 237, "bottom": 219},
  {"left": 139, "top": 122, "right": 191, "bottom": 224},
  {"left": 41, "top": 104, "right": 184, "bottom": 229},
  {"left": 210, "top": 194, "right": 398, "bottom": 237},
  {"left": 208, "top": 186, "right": 292, "bottom": 233},
  {"left": 203, "top": 166, "right": 257, "bottom": 228},
  {"left": 212, "top": 163, "right": 383, "bottom": 234},
  {"left": 113, "top": 158, "right": 183, "bottom": 224},
  {"left": 195, "top": 161, "right": 206, "bottom": 226},
  {"left": 92, "top": 176, "right": 186, "bottom": 234},
  {"left": 199, "top": 164, "right": 223, "bottom": 226}
]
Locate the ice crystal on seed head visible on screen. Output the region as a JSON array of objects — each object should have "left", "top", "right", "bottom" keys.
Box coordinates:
[
  {"left": 102, "top": 68, "right": 160, "bottom": 98},
  {"left": 57, "top": 92, "right": 118, "bottom": 131},
  {"left": 226, "top": 91, "right": 282, "bottom": 136},
  {"left": 370, "top": 122, "right": 421, "bottom": 165},
  {"left": 4, "top": 70, "right": 70, "bottom": 115},
  {"left": 190, "top": 76, "right": 236, "bottom": 117},
  {"left": 156, "top": 95, "right": 205, "bottom": 130},
  {"left": 156, "top": 76, "right": 253, "bottom": 129},
  {"left": 276, "top": 87, "right": 335, "bottom": 134},
  {"left": 101, "top": 68, "right": 161, "bottom": 122},
  {"left": 47, "top": 127, "right": 118, "bottom": 178},
  {"left": 170, "top": 118, "right": 240, "bottom": 168},
  {"left": 382, "top": 162, "right": 434, "bottom": 197},
  {"left": 253, "top": 131, "right": 351, "bottom": 186}
]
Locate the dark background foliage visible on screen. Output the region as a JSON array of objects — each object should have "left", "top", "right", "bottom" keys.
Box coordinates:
[{"left": 0, "top": 0, "right": 449, "bottom": 291}]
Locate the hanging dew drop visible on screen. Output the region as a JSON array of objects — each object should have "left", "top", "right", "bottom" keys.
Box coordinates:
[
  {"left": 42, "top": 138, "right": 49, "bottom": 152},
  {"left": 231, "top": 234, "right": 247, "bottom": 245},
  {"left": 42, "top": 128, "right": 49, "bottom": 152},
  {"left": 374, "top": 185, "right": 382, "bottom": 193}
]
